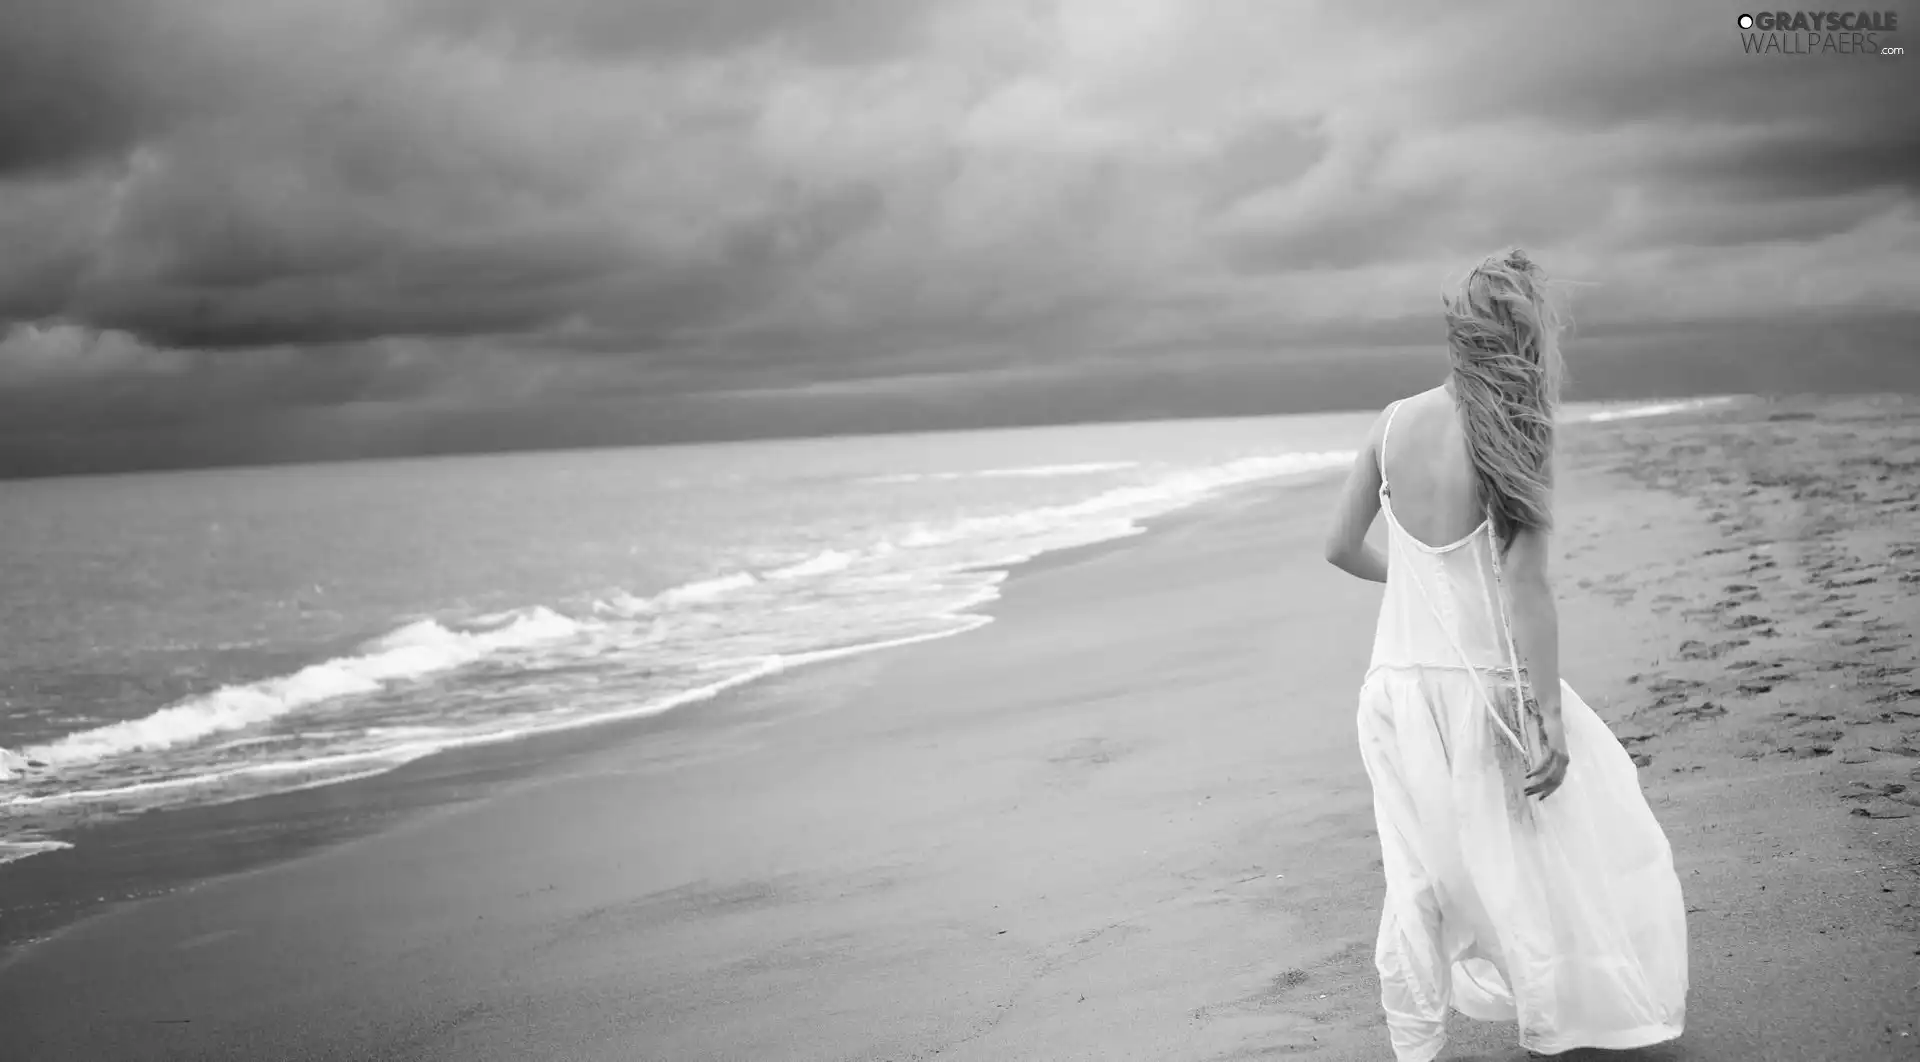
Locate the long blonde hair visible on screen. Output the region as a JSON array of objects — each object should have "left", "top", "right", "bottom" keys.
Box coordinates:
[{"left": 1444, "top": 248, "right": 1567, "bottom": 552}]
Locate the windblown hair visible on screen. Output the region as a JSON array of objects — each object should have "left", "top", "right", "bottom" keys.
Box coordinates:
[{"left": 1444, "top": 248, "right": 1568, "bottom": 552}]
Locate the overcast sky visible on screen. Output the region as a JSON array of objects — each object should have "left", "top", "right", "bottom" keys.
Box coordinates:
[{"left": 1, "top": 0, "right": 1916, "bottom": 474}]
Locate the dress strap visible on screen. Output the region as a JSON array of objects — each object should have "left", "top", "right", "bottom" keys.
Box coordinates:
[{"left": 1378, "top": 400, "right": 1403, "bottom": 486}]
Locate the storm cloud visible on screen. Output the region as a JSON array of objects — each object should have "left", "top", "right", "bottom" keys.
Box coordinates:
[{"left": 0, "top": 0, "right": 1915, "bottom": 473}]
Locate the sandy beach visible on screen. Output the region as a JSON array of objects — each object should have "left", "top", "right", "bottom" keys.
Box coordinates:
[{"left": 2, "top": 394, "right": 1917, "bottom": 1061}]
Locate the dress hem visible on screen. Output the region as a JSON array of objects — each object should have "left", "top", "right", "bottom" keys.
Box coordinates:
[
  {"left": 1520, "top": 1020, "right": 1683, "bottom": 1056},
  {"left": 1394, "top": 1034, "right": 1448, "bottom": 1062}
]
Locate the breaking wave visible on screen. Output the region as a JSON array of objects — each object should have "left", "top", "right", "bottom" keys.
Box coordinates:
[{"left": 3, "top": 608, "right": 586, "bottom": 774}]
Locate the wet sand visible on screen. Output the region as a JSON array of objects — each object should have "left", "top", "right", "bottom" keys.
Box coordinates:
[{"left": 1, "top": 394, "right": 1917, "bottom": 1060}]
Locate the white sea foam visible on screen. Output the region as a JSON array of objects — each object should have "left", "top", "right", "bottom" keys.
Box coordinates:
[
  {"left": 594, "top": 570, "right": 764, "bottom": 616},
  {"left": 590, "top": 590, "right": 656, "bottom": 616},
  {"left": 766, "top": 550, "right": 856, "bottom": 580},
  {"left": 655, "top": 571, "right": 758, "bottom": 605},
  {"left": 1575, "top": 396, "right": 1741, "bottom": 423},
  {"left": 0, "top": 839, "right": 73, "bottom": 865},
  {"left": 895, "top": 451, "right": 1352, "bottom": 551},
  {"left": 589, "top": 573, "right": 760, "bottom": 617},
  {"left": 0, "top": 745, "right": 438, "bottom": 810},
  {"left": 866, "top": 461, "right": 1140, "bottom": 484},
  {"left": 7, "top": 607, "right": 587, "bottom": 770},
  {"left": 0, "top": 619, "right": 991, "bottom": 828}
]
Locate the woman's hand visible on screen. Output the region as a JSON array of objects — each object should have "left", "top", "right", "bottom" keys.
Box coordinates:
[{"left": 1523, "top": 704, "right": 1569, "bottom": 800}]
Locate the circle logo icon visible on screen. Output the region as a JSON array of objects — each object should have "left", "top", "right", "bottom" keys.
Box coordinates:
[{"left": 1738, "top": 13, "right": 1754, "bottom": 28}]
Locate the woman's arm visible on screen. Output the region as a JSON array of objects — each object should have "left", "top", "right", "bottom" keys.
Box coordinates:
[
  {"left": 1323, "top": 409, "right": 1389, "bottom": 583},
  {"left": 1502, "top": 525, "right": 1569, "bottom": 798}
]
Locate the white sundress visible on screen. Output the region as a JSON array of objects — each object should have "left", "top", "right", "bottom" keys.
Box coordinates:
[{"left": 1356, "top": 401, "right": 1689, "bottom": 1061}]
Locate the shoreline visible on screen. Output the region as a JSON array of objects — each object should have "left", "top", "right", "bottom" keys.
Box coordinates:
[
  {"left": 0, "top": 468, "right": 1333, "bottom": 966},
  {"left": 0, "top": 392, "right": 1738, "bottom": 866},
  {"left": 2, "top": 452, "right": 1389, "bottom": 1062},
  {"left": 2, "top": 392, "right": 1915, "bottom": 1061}
]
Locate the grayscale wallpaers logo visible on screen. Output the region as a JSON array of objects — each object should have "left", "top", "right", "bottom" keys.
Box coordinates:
[{"left": 1738, "top": 10, "right": 1904, "bottom": 54}]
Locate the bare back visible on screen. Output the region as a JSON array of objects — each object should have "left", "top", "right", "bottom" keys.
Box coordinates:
[{"left": 1378, "top": 387, "right": 1485, "bottom": 550}]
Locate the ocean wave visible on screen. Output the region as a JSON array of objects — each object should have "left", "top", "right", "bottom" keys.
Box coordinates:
[
  {"left": 589, "top": 590, "right": 656, "bottom": 616},
  {"left": 766, "top": 550, "right": 856, "bottom": 580},
  {"left": 3, "top": 607, "right": 588, "bottom": 772},
  {"left": 0, "top": 621, "right": 992, "bottom": 825},
  {"left": 0, "top": 839, "right": 73, "bottom": 865},
  {"left": 655, "top": 572, "right": 758, "bottom": 605},
  {"left": 592, "top": 453, "right": 1342, "bottom": 614},
  {"left": 894, "top": 451, "right": 1352, "bottom": 551},
  {"left": 593, "top": 557, "right": 835, "bottom": 618},
  {"left": 1575, "top": 396, "right": 1742, "bottom": 423},
  {"left": 0, "top": 745, "right": 439, "bottom": 811},
  {"left": 865, "top": 461, "right": 1141, "bottom": 484}
]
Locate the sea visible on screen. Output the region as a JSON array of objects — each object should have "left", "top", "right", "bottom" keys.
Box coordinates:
[{"left": 0, "top": 400, "right": 1737, "bottom": 865}]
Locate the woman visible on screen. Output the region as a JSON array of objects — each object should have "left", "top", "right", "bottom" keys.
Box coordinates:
[{"left": 1322, "top": 250, "right": 1689, "bottom": 1060}]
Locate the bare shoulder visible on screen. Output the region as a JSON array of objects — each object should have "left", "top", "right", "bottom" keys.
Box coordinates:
[
  {"left": 1382, "top": 386, "right": 1449, "bottom": 433},
  {"left": 1400, "top": 385, "right": 1449, "bottom": 412}
]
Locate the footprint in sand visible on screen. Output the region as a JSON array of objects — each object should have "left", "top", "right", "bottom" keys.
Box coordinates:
[
  {"left": 1857, "top": 665, "right": 1914, "bottom": 680},
  {"left": 1841, "top": 781, "right": 1911, "bottom": 802},
  {"left": 1844, "top": 781, "right": 1917, "bottom": 818},
  {"left": 1672, "top": 701, "right": 1727, "bottom": 722},
  {"left": 1868, "top": 687, "right": 1920, "bottom": 709},
  {"left": 1676, "top": 639, "right": 1750, "bottom": 661}
]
